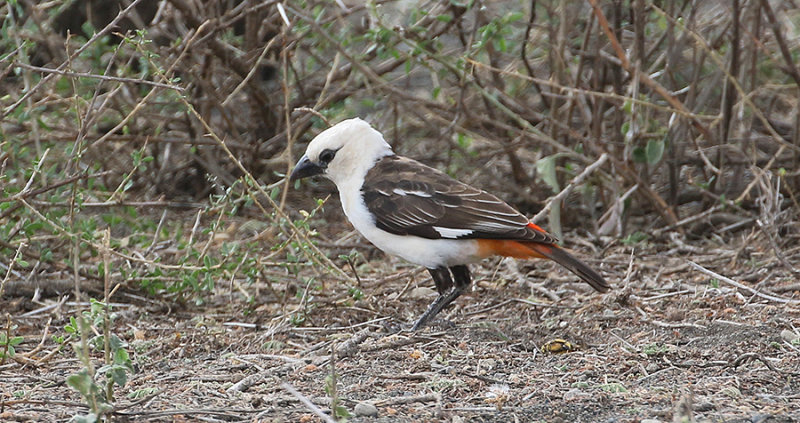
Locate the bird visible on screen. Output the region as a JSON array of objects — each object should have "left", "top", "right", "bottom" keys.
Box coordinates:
[{"left": 290, "top": 118, "right": 610, "bottom": 330}]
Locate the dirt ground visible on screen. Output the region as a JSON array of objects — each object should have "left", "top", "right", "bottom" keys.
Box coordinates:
[{"left": 3, "top": 224, "right": 799, "bottom": 423}]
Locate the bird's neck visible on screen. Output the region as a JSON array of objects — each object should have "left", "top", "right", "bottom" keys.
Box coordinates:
[
  {"left": 331, "top": 151, "right": 394, "bottom": 190},
  {"left": 334, "top": 152, "right": 394, "bottom": 221}
]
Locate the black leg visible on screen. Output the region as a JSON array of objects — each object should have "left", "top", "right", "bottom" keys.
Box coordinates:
[
  {"left": 428, "top": 267, "right": 453, "bottom": 295},
  {"left": 437, "top": 265, "right": 471, "bottom": 310},
  {"left": 411, "top": 265, "right": 472, "bottom": 331},
  {"left": 450, "top": 265, "right": 471, "bottom": 288}
]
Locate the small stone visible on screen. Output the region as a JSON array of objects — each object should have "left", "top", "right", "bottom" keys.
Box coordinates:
[
  {"left": 479, "top": 358, "right": 496, "bottom": 372},
  {"left": 354, "top": 402, "right": 378, "bottom": 417},
  {"left": 601, "top": 309, "right": 617, "bottom": 320},
  {"left": 780, "top": 329, "right": 799, "bottom": 343},
  {"left": 720, "top": 386, "right": 741, "bottom": 398},
  {"left": 640, "top": 419, "right": 662, "bottom": 423},
  {"left": 409, "top": 287, "right": 436, "bottom": 299},
  {"left": 645, "top": 363, "right": 659, "bottom": 373},
  {"left": 694, "top": 402, "right": 715, "bottom": 412},
  {"left": 563, "top": 388, "right": 591, "bottom": 401},
  {"left": 751, "top": 414, "right": 777, "bottom": 423},
  {"left": 665, "top": 308, "right": 684, "bottom": 321}
]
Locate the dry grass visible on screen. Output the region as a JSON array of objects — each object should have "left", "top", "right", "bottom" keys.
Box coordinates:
[{"left": 3, "top": 216, "right": 799, "bottom": 421}]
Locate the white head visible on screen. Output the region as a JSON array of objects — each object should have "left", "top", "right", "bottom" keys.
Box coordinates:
[{"left": 290, "top": 118, "right": 394, "bottom": 186}]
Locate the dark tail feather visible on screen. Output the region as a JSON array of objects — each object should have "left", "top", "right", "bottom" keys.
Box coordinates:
[{"left": 527, "top": 243, "right": 610, "bottom": 292}]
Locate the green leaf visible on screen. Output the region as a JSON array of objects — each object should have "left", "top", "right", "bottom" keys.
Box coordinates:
[
  {"left": 536, "top": 156, "right": 559, "bottom": 193},
  {"left": 65, "top": 317, "right": 78, "bottom": 334},
  {"left": 333, "top": 405, "right": 352, "bottom": 418},
  {"left": 41, "top": 248, "right": 53, "bottom": 261},
  {"left": 127, "top": 387, "right": 158, "bottom": 399},
  {"left": 506, "top": 11, "right": 524, "bottom": 22},
  {"left": 599, "top": 382, "right": 627, "bottom": 393},
  {"left": 622, "top": 231, "right": 648, "bottom": 245},
  {"left": 67, "top": 370, "right": 95, "bottom": 397},
  {"left": 23, "top": 221, "right": 44, "bottom": 235},
  {"left": 620, "top": 121, "right": 630, "bottom": 136},
  {"left": 109, "top": 364, "right": 129, "bottom": 386},
  {"left": 114, "top": 345, "right": 132, "bottom": 366},
  {"left": 436, "top": 14, "right": 452, "bottom": 23},
  {"left": 622, "top": 99, "right": 633, "bottom": 114},
  {"left": 645, "top": 139, "right": 665, "bottom": 165},
  {"left": 631, "top": 146, "right": 647, "bottom": 163},
  {"left": 497, "top": 37, "right": 507, "bottom": 52},
  {"left": 109, "top": 334, "right": 125, "bottom": 351}
]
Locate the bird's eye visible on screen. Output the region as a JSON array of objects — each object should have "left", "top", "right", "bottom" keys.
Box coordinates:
[{"left": 319, "top": 148, "right": 336, "bottom": 165}]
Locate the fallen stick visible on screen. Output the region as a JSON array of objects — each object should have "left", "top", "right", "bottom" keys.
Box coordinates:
[
  {"left": 281, "top": 382, "right": 336, "bottom": 423},
  {"left": 687, "top": 261, "right": 800, "bottom": 304}
]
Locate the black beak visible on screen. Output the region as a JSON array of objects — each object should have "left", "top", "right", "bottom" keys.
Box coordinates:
[{"left": 289, "top": 154, "right": 324, "bottom": 182}]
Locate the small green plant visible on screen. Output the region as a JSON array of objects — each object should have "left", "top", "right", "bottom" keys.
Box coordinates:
[
  {"left": 347, "top": 287, "right": 364, "bottom": 301},
  {"left": 622, "top": 231, "right": 648, "bottom": 245},
  {"left": 720, "top": 386, "right": 741, "bottom": 398},
  {"left": 65, "top": 299, "right": 134, "bottom": 422},
  {"left": 339, "top": 250, "right": 362, "bottom": 285},
  {"left": 262, "top": 340, "right": 286, "bottom": 350},
  {"left": 599, "top": 382, "right": 627, "bottom": 393},
  {"left": 127, "top": 387, "right": 159, "bottom": 400},
  {"left": 642, "top": 343, "right": 670, "bottom": 356},
  {"left": 325, "top": 344, "right": 352, "bottom": 421},
  {"left": 0, "top": 326, "right": 24, "bottom": 363}
]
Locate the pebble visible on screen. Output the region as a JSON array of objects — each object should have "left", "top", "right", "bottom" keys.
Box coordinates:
[
  {"left": 780, "top": 329, "right": 799, "bottom": 343},
  {"left": 409, "top": 287, "right": 436, "bottom": 299},
  {"left": 354, "top": 402, "right": 379, "bottom": 417},
  {"left": 641, "top": 420, "right": 663, "bottom": 423},
  {"left": 563, "top": 388, "right": 591, "bottom": 401},
  {"left": 694, "top": 402, "right": 715, "bottom": 412}
]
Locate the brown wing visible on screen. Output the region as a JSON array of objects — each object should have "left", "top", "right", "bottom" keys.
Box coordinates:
[{"left": 361, "top": 156, "right": 557, "bottom": 244}]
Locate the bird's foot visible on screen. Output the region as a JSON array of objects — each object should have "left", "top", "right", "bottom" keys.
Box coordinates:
[
  {"left": 410, "top": 314, "right": 456, "bottom": 331},
  {"left": 381, "top": 319, "right": 411, "bottom": 334},
  {"left": 423, "top": 318, "right": 457, "bottom": 331},
  {"left": 411, "top": 312, "right": 435, "bottom": 331},
  {"left": 382, "top": 315, "right": 456, "bottom": 333},
  {"left": 412, "top": 286, "right": 464, "bottom": 330}
]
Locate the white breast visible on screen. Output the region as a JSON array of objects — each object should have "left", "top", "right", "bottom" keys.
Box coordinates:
[{"left": 338, "top": 184, "right": 480, "bottom": 269}]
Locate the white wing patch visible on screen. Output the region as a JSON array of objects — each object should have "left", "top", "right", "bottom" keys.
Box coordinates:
[
  {"left": 433, "top": 226, "right": 474, "bottom": 238},
  {"left": 392, "top": 188, "right": 432, "bottom": 197}
]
